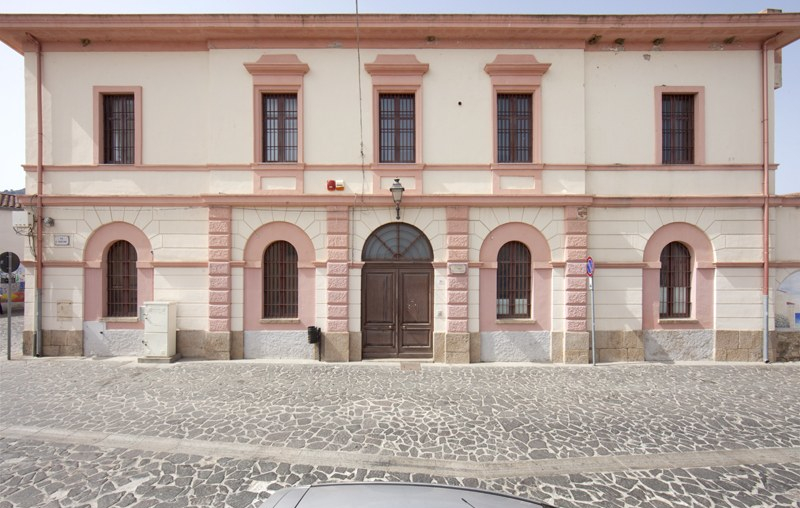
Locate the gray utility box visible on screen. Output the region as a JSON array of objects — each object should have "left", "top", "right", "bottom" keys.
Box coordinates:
[{"left": 139, "top": 301, "right": 180, "bottom": 363}]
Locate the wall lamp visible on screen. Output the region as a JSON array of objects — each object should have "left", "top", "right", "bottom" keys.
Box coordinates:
[{"left": 390, "top": 178, "right": 404, "bottom": 220}]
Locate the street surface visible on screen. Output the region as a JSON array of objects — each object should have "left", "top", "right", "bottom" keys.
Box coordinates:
[{"left": 1, "top": 324, "right": 799, "bottom": 507}]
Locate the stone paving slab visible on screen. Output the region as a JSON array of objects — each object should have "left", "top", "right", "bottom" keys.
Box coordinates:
[
  {"left": 2, "top": 437, "right": 800, "bottom": 508},
  {"left": 3, "top": 424, "right": 799, "bottom": 479},
  {"left": 2, "top": 359, "right": 799, "bottom": 464},
  {"left": 1, "top": 358, "right": 800, "bottom": 507}
]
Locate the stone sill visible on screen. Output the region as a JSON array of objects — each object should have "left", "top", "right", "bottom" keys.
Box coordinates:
[
  {"left": 496, "top": 319, "right": 537, "bottom": 325},
  {"left": 259, "top": 319, "right": 301, "bottom": 325},
  {"left": 101, "top": 317, "right": 140, "bottom": 323},
  {"left": 658, "top": 318, "right": 700, "bottom": 325}
]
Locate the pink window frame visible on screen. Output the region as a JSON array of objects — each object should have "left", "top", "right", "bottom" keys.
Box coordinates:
[
  {"left": 83, "top": 222, "right": 153, "bottom": 330},
  {"left": 242, "top": 222, "right": 316, "bottom": 330},
  {"left": 655, "top": 86, "right": 706, "bottom": 165},
  {"left": 244, "top": 54, "right": 309, "bottom": 167},
  {"left": 484, "top": 55, "right": 550, "bottom": 167},
  {"left": 93, "top": 86, "right": 143, "bottom": 166},
  {"left": 642, "top": 222, "right": 714, "bottom": 330},
  {"left": 365, "top": 55, "right": 429, "bottom": 168},
  {"left": 479, "top": 222, "right": 552, "bottom": 331}
]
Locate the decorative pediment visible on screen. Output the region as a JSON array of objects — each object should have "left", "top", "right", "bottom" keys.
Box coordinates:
[
  {"left": 244, "top": 54, "right": 309, "bottom": 77},
  {"left": 484, "top": 54, "right": 551, "bottom": 86}
]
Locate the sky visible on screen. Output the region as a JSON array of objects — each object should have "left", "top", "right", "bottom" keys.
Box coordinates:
[{"left": 1, "top": 0, "right": 799, "bottom": 194}]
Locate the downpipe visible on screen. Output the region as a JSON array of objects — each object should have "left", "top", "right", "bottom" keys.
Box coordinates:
[
  {"left": 27, "top": 32, "right": 44, "bottom": 357},
  {"left": 761, "top": 32, "right": 781, "bottom": 364}
]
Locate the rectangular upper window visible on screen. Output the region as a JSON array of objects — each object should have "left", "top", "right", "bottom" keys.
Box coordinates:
[
  {"left": 379, "top": 93, "right": 415, "bottom": 163},
  {"left": 262, "top": 93, "right": 298, "bottom": 163},
  {"left": 661, "top": 94, "right": 695, "bottom": 165},
  {"left": 497, "top": 94, "right": 533, "bottom": 164},
  {"left": 103, "top": 94, "right": 135, "bottom": 165}
]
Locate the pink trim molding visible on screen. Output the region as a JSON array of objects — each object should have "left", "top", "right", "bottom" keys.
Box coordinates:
[
  {"left": 485, "top": 55, "right": 550, "bottom": 166},
  {"left": 479, "top": 222, "right": 552, "bottom": 332},
  {"left": 83, "top": 221, "right": 153, "bottom": 328},
  {"left": 245, "top": 54, "right": 309, "bottom": 165},
  {"left": 655, "top": 86, "right": 706, "bottom": 165},
  {"left": 243, "top": 221, "right": 316, "bottom": 330},
  {"left": 642, "top": 222, "right": 714, "bottom": 330},
  {"left": 93, "top": 86, "right": 143, "bottom": 166},
  {"left": 366, "top": 55, "right": 429, "bottom": 166}
]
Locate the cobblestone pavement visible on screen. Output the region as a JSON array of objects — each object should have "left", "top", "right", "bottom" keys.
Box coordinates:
[{"left": 1, "top": 356, "right": 799, "bottom": 507}]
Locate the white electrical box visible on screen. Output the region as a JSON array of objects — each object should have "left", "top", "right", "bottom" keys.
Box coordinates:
[
  {"left": 12, "top": 211, "right": 30, "bottom": 229},
  {"left": 141, "top": 301, "right": 178, "bottom": 361}
]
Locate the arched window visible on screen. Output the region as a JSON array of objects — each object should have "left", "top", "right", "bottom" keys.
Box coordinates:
[
  {"left": 106, "top": 240, "right": 138, "bottom": 317},
  {"left": 660, "top": 241, "right": 691, "bottom": 318},
  {"left": 362, "top": 223, "right": 433, "bottom": 262},
  {"left": 497, "top": 241, "right": 531, "bottom": 318},
  {"left": 263, "top": 241, "right": 298, "bottom": 318}
]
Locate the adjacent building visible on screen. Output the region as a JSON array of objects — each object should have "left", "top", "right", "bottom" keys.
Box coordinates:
[{"left": 0, "top": 12, "right": 799, "bottom": 363}]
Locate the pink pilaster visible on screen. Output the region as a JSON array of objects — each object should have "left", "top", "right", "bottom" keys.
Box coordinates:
[
  {"left": 564, "top": 206, "right": 589, "bottom": 333},
  {"left": 208, "top": 206, "right": 232, "bottom": 333},
  {"left": 327, "top": 207, "right": 350, "bottom": 333},
  {"left": 446, "top": 207, "right": 470, "bottom": 334}
]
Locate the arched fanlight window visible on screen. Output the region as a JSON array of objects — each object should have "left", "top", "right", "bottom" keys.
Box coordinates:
[
  {"left": 497, "top": 241, "right": 531, "bottom": 318},
  {"left": 263, "top": 241, "right": 298, "bottom": 318},
  {"left": 660, "top": 241, "right": 691, "bottom": 318},
  {"left": 106, "top": 240, "right": 137, "bottom": 317},
  {"left": 362, "top": 223, "right": 433, "bottom": 261}
]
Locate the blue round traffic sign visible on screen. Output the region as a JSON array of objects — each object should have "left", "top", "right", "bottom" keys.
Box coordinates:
[{"left": 586, "top": 256, "right": 594, "bottom": 277}]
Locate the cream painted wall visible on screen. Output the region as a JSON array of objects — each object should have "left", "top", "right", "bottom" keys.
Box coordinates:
[
  {"left": 40, "top": 267, "right": 83, "bottom": 330},
  {"left": 31, "top": 47, "right": 593, "bottom": 169},
  {"left": 35, "top": 51, "right": 209, "bottom": 167},
  {"left": 232, "top": 208, "right": 326, "bottom": 262},
  {"left": 44, "top": 171, "right": 210, "bottom": 196},
  {"left": 39, "top": 207, "right": 208, "bottom": 263},
  {"left": 153, "top": 267, "right": 208, "bottom": 330},
  {"left": 588, "top": 207, "right": 765, "bottom": 264},
  {"left": 592, "top": 269, "right": 642, "bottom": 331},
  {"left": 542, "top": 170, "right": 585, "bottom": 194},
  {"left": 774, "top": 206, "right": 800, "bottom": 260},
  {"left": 585, "top": 50, "right": 764, "bottom": 167},
  {"left": 469, "top": 207, "right": 564, "bottom": 262},
  {"left": 716, "top": 267, "right": 766, "bottom": 329},
  {"left": 587, "top": 170, "right": 763, "bottom": 197}
]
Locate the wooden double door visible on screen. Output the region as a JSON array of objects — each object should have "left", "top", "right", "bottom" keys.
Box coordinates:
[{"left": 362, "top": 263, "right": 433, "bottom": 359}]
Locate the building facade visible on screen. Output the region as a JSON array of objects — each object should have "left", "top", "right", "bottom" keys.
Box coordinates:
[{"left": 1, "top": 12, "right": 799, "bottom": 363}]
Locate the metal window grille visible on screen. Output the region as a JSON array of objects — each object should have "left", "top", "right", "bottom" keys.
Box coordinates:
[
  {"left": 497, "top": 241, "right": 531, "bottom": 318},
  {"left": 103, "top": 94, "right": 135, "bottom": 164},
  {"left": 379, "top": 93, "right": 415, "bottom": 163},
  {"left": 263, "top": 241, "right": 299, "bottom": 319},
  {"left": 362, "top": 223, "right": 434, "bottom": 261},
  {"left": 659, "top": 241, "right": 691, "bottom": 318},
  {"left": 107, "top": 240, "right": 138, "bottom": 317},
  {"left": 662, "top": 94, "right": 695, "bottom": 164},
  {"left": 262, "top": 94, "right": 298, "bottom": 163},
  {"left": 497, "top": 94, "right": 532, "bottom": 163}
]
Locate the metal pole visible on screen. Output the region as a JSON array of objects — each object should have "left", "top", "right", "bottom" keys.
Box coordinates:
[
  {"left": 590, "top": 276, "right": 596, "bottom": 366},
  {"left": 6, "top": 252, "right": 11, "bottom": 361}
]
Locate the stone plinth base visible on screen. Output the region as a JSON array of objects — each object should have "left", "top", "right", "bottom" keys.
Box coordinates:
[
  {"left": 322, "top": 332, "right": 350, "bottom": 362},
  {"left": 774, "top": 330, "right": 800, "bottom": 362},
  {"left": 563, "top": 332, "right": 591, "bottom": 364},
  {"left": 23, "top": 330, "right": 83, "bottom": 357},
  {"left": 595, "top": 330, "right": 644, "bottom": 363},
  {"left": 444, "top": 333, "right": 470, "bottom": 364},
  {"left": 138, "top": 354, "right": 181, "bottom": 364},
  {"left": 715, "top": 330, "right": 768, "bottom": 362}
]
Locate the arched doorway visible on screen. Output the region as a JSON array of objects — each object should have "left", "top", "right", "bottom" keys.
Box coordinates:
[{"left": 361, "top": 223, "right": 434, "bottom": 359}]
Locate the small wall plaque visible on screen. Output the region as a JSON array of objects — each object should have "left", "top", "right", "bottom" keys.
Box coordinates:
[
  {"left": 54, "top": 234, "right": 71, "bottom": 247},
  {"left": 448, "top": 263, "right": 467, "bottom": 274}
]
